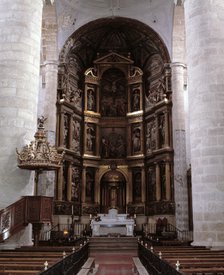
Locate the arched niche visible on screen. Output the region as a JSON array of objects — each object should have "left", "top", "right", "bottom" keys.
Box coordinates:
[{"left": 100, "top": 170, "right": 126, "bottom": 214}]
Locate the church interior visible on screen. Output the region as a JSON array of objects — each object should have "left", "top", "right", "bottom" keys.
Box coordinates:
[{"left": 1, "top": 0, "right": 224, "bottom": 274}]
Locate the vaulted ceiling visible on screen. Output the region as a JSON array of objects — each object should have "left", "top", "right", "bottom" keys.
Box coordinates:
[{"left": 65, "top": 17, "right": 170, "bottom": 73}]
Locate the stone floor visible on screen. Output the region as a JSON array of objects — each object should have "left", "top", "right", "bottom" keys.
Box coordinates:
[{"left": 93, "top": 252, "right": 136, "bottom": 275}]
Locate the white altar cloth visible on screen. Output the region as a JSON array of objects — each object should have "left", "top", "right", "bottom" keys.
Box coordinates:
[{"left": 91, "top": 209, "right": 135, "bottom": 236}]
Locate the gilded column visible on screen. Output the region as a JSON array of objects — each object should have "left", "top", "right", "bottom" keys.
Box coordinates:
[
  {"left": 141, "top": 167, "right": 145, "bottom": 203},
  {"left": 95, "top": 168, "right": 100, "bottom": 204},
  {"left": 164, "top": 110, "right": 170, "bottom": 148},
  {"left": 67, "top": 164, "right": 72, "bottom": 201},
  {"left": 165, "top": 162, "right": 171, "bottom": 201},
  {"left": 155, "top": 163, "right": 161, "bottom": 201},
  {"left": 82, "top": 167, "right": 86, "bottom": 203},
  {"left": 59, "top": 111, "right": 65, "bottom": 148},
  {"left": 95, "top": 124, "right": 100, "bottom": 157},
  {"left": 127, "top": 168, "right": 132, "bottom": 204},
  {"left": 57, "top": 166, "right": 63, "bottom": 201},
  {"left": 155, "top": 115, "right": 159, "bottom": 150}
]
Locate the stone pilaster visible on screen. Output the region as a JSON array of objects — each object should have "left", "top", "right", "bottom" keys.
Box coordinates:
[{"left": 185, "top": 0, "right": 224, "bottom": 248}]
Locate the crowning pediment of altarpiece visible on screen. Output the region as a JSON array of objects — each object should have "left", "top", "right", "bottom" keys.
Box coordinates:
[{"left": 94, "top": 52, "right": 134, "bottom": 65}]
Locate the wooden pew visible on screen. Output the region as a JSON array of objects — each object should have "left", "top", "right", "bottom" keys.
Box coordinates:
[
  {"left": 0, "top": 242, "right": 89, "bottom": 274},
  {"left": 0, "top": 250, "right": 63, "bottom": 274},
  {"left": 152, "top": 245, "right": 224, "bottom": 274}
]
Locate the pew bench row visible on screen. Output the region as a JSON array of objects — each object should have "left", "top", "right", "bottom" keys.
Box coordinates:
[{"left": 153, "top": 245, "right": 224, "bottom": 274}]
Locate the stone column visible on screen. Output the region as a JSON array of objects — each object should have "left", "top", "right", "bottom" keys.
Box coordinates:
[
  {"left": 0, "top": 0, "right": 43, "bottom": 248},
  {"left": 172, "top": 1, "right": 189, "bottom": 232},
  {"left": 172, "top": 62, "right": 189, "bottom": 231},
  {"left": 184, "top": 0, "right": 224, "bottom": 248}
]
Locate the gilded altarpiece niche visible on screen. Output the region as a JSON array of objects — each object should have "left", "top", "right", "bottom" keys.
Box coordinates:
[
  {"left": 145, "top": 119, "right": 156, "bottom": 153},
  {"left": 71, "top": 166, "right": 81, "bottom": 202},
  {"left": 71, "top": 116, "right": 81, "bottom": 155},
  {"left": 63, "top": 113, "right": 70, "bottom": 148},
  {"left": 86, "top": 85, "right": 96, "bottom": 112},
  {"left": 158, "top": 113, "right": 165, "bottom": 148},
  {"left": 85, "top": 123, "right": 96, "bottom": 154},
  {"left": 100, "top": 128, "right": 126, "bottom": 158},
  {"left": 132, "top": 168, "right": 142, "bottom": 203},
  {"left": 160, "top": 163, "right": 166, "bottom": 200},
  {"left": 62, "top": 161, "right": 68, "bottom": 201},
  {"left": 147, "top": 166, "right": 156, "bottom": 202},
  {"left": 86, "top": 167, "right": 95, "bottom": 203},
  {"left": 100, "top": 69, "right": 127, "bottom": 117},
  {"left": 131, "top": 86, "right": 141, "bottom": 112},
  {"left": 132, "top": 123, "right": 142, "bottom": 154}
]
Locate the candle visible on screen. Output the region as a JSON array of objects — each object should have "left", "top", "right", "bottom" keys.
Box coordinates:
[
  {"left": 72, "top": 205, "right": 74, "bottom": 215},
  {"left": 90, "top": 214, "right": 92, "bottom": 219}
]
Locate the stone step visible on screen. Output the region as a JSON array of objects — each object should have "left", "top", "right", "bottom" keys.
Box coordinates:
[
  {"left": 90, "top": 237, "right": 137, "bottom": 242},
  {"left": 89, "top": 236, "right": 138, "bottom": 255}
]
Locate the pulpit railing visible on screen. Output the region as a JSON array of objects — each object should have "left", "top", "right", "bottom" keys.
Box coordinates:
[
  {"left": 0, "top": 196, "right": 53, "bottom": 245},
  {"left": 0, "top": 197, "right": 27, "bottom": 242}
]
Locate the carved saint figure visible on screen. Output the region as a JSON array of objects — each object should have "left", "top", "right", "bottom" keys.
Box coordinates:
[
  {"left": 37, "top": 116, "right": 47, "bottom": 128},
  {"left": 132, "top": 89, "right": 140, "bottom": 111},
  {"left": 87, "top": 89, "right": 95, "bottom": 111},
  {"left": 132, "top": 127, "right": 141, "bottom": 153},
  {"left": 86, "top": 125, "right": 95, "bottom": 152}
]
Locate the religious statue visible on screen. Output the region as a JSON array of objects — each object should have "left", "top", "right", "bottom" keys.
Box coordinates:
[
  {"left": 86, "top": 124, "right": 95, "bottom": 152},
  {"left": 87, "top": 89, "right": 95, "bottom": 111},
  {"left": 132, "top": 89, "right": 140, "bottom": 111},
  {"left": 71, "top": 119, "right": 81, "bottom": 154},
  {"left": 37, "top": 116, "right": 47, "bottom": 128},
  {"left": 132, "top": 127, "right": 141, "bottom": 153}
]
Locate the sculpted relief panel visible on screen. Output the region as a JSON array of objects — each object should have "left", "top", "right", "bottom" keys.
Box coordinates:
[
  {"left": 100, "top": 128, "right": 126, "bottom": 159},
  {"left": 100, "top": 68, "right": 127, "bottom": 117}
]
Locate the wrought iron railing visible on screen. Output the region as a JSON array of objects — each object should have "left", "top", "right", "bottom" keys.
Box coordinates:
[
  {"left": 39, "top": 242, "right": 89, "bottom": 275},
  {"left": 138, "top": 242, "right": 181, "bottom": 275},
  {"left": 142, "top": 223, "right": 193, "bottom": 242},
  {"left": 40, "top": 223, "right": 89, "bottom": 242}
]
